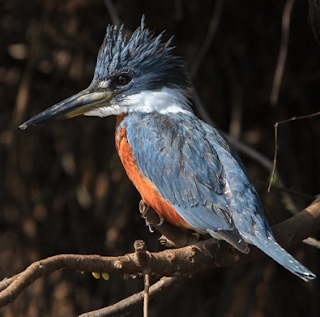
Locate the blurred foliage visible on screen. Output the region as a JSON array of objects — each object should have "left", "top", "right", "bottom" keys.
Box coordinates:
[{"left": 0, "top": 0, "right": 320, "bottom": 316}]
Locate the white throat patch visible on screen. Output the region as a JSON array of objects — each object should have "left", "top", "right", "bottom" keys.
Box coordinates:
[
  {"left": 124, "top": 87, "right": 190, "bottom": 114},
  {"left": 84, "top": 87, "right": 191, "bottom": 117}
]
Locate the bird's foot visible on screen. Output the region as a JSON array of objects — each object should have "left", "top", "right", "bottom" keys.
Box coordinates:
[
  {"left": 139, "top": 200, "right": 155, "bottom": 232},
  {"left": 139, "top": 199, "right": 165, "bottom": 229},
  {"left": 139, "top": 200, "right": 149, "bottom": 217}
]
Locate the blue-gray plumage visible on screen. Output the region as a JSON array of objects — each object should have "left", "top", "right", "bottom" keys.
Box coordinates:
[{"left": 20, "top": 17, "right": 315, "bottom": 281}]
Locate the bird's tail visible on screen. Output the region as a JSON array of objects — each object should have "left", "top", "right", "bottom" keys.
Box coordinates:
[{"left": 249, "top": 235, "right": 316, "bottom": 282}]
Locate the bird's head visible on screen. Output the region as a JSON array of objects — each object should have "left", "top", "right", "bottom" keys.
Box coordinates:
[{"left": 19, "top": 17, "right": 193, "bottom": 130}]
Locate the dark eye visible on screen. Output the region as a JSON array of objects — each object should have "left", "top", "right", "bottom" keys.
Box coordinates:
[{"left": 116, "top": 73, "right": 131, "bottom": 86}]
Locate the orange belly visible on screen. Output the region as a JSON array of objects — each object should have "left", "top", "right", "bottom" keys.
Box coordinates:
[{"left": 115, "top": 118, "right": 191, "bottom": 229}]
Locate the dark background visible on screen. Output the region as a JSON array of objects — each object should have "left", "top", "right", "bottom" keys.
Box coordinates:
[{"left": 1, "top": 0, "right": 320, "bottom": 316}]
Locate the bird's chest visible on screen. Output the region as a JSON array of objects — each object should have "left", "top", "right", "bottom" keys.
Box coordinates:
[
  {"left": 115, "top": 113, "right": 163, "bottom": 186},
  {"left": 115, "top": 114, "right": 143, "bottom": 188},
  {"left": 114, "top": 114, "right": 191, "bottom": 228}
]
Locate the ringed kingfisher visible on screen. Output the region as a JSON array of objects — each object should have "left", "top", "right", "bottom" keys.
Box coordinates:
[{"left": 20, "top": 18, "right": 315, "bottom": 281}]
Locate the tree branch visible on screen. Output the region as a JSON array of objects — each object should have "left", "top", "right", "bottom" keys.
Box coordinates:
[
  {"left": 78, "top": 276, "right": 182, "bottom": 317},
  {"left": 0, "top": 197, "right": 319, "bottom": 311}
]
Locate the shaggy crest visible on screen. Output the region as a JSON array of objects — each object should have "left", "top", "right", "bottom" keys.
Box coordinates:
[{"left": 92, "top": 17, "right": 191, "bottom": 92}]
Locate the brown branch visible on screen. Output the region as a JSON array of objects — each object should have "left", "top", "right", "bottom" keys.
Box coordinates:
[
  {"left": 133, "top": 239, "right": 150, "bottom": 316},
  {"left": 143, "top": 274, "right": 150, "bottom": 317},
  {"left": 78, "top": 276, "right": 182, "bottom": 317},
  {"left": 0, "top": 197, "right": 319, "bottom": 311}
]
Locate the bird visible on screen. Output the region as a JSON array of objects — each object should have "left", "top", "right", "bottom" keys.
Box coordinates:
[{"left": 20, "top": 17, "right": 315, "bottom": 281}]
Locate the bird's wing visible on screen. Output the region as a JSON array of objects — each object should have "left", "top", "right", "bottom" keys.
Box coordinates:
[{"left": 124, "top": 112, "right": 249, "bottom": 253}]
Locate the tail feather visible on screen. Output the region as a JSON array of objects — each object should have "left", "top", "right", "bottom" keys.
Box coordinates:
[{"left": 250, "top": 235, "right": 316, "bottom": 282}]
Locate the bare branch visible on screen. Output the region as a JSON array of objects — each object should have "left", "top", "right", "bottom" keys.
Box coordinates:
[
  {"left": 78, "top": 276, "right": 182, "bottom": 317},
  {"left": 268, "top": 111, "right": 320, "bottom": 192},
  {"left": 132, "top": 239, "right": 151, "bottom": 316},
  {"left": 0, "top": 197, "right": 319, "bottom": 310},
  {"left": 268, "top": 121, "right": 279, "bottom": 193},
  {"left": 143, "top": 274, "right": 150, "bottom": 317}
]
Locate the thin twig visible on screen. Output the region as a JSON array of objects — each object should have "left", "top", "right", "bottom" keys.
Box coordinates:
[
  {"left": 270, "top": 0, "right": 295, "bottom": 106},
  {"left": 143, "top": 274, "right": 150, "bottom": 317},
  {"left": 268, "top": 111, "right": 320, "bottom": 192},
  {"left": 12, "top": 22, "right": 40, "bottom": 127},
  {"left": 268, "top": 121, "right": 279, "bottom": 192},
  {"left": 78, "top": 276, "right": 181, "bottom": 317},
  {"left": 104, "top": 0, "right": 121, "bottom": 26},
  {"left": 308, "top": 0, "right": 320, "bottom": 43},
  {"left": 274, "top": 111, "right": 320, "bottom": 124},
  {"left": 132, "top": 239, "right": 151, "bottom": 317},
  {"left": 190, "top": 0, "right": 224, "bottom": 79}
]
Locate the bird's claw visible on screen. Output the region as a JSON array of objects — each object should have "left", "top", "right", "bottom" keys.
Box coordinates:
[
  {"left": 144, "top": 219, "right": 155, "bottom": 233},
  {"left": 157, "top": 216, "right": 165, "bottom": 226}
]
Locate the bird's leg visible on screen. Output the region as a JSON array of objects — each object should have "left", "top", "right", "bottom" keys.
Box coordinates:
[
  {"left": 139, "top": 200, "right": 199, "bottom": 248},
  {"left": 139, "top": 199, "right": 149, "bottom": 215},
  {"left": 139, "top": 200, "right": 155, "bottom": 232},
  {"left": 139, "top": 200, "right": 165, "bottom": 227}
]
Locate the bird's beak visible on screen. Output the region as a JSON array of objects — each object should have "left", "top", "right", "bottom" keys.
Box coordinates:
[{"left": 19, "top": 89, "right": 113, "bottom": 130}]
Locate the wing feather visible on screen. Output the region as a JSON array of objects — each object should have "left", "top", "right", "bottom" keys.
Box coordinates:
[
  {"left": 120, "top": 112, "right": 252, "bottom": 252},
  {"left": 125, "top": 112, "right": 235, "bottom": 232}
]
